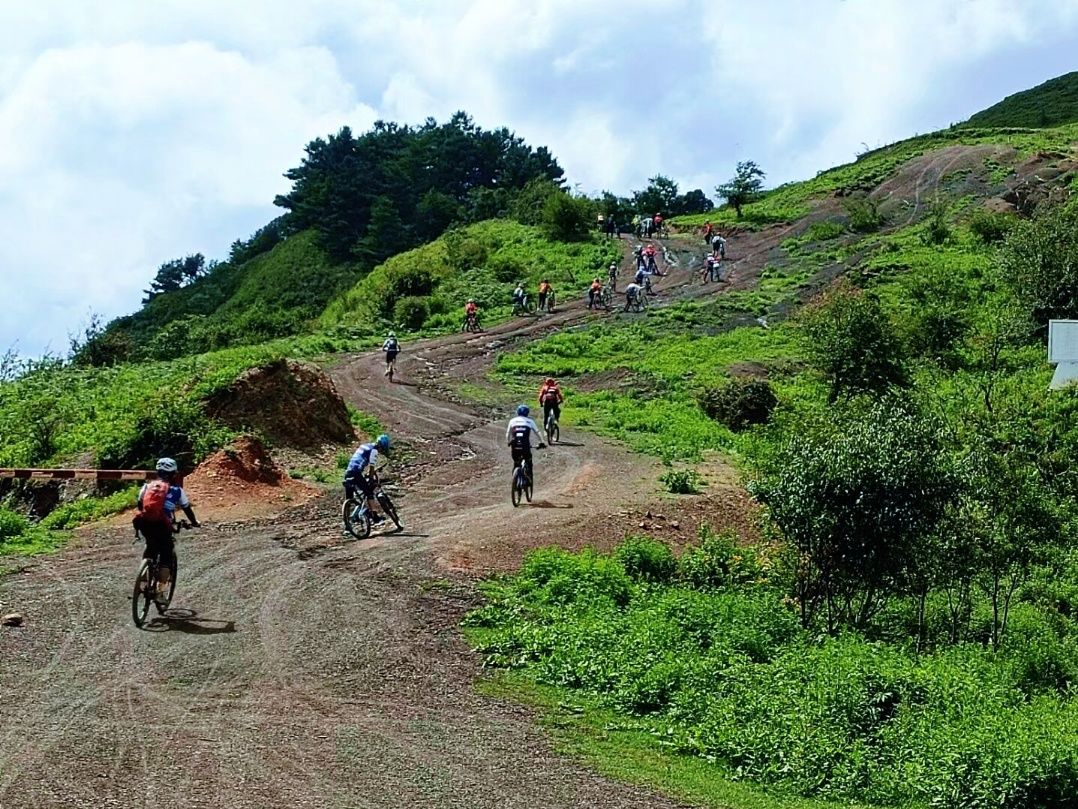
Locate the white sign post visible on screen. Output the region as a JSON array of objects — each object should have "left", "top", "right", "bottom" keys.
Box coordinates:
[{"left": 1048, "top": 319, "right": 1078, "bottom": 389}]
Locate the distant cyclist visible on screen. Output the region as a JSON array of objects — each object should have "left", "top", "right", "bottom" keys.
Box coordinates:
[
  {"left": 512, "top": 282, "right": 527, "bottom": 313},
  {"left": 539, "top": 377, "right": 564, "bottom": 430},
  {"left": 702, "top": 220, "right": 713, "bottom": 244},
  {"left": 633, "top": 243, "right": 646, "bottom": 271},
  {"left": 624, "top": 281, "right": 643, "bottom": 310},
  {"left": 382, "top": 332, "right": 400, "bottom": 377},
  {"left": 462, "top": 298, "right": 480, "bottom": 331},
  {"left": 608, "top": 261, "right": 618, "bottom": 291},
  {"left": 506, "top": 405, "right": 545, "bottom": 485},
  {"left": 134, "top": 458, "right": 200, "bottom": 601},
  {"left": 343, "top": 434, "right": 392, "bottom": 526},
  {"left": 538, "top": 279, "right": 553, "bottom": 312},
  {"left": 588, "top": 277, "right": 603, "bottom": 309},
  {"left": 711, "top": 233, "right": 727, "bottom": 259},
  {"left": 644, "top": 243, "right": 660, "bottom": 275}
]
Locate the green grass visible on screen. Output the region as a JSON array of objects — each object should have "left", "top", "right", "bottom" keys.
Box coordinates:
[
  {"left": 39, "top": 486, "right": 138, "bottom": 530},
  {"left": 964, "top": 71, "right": 1078, "bottom": 128},
  {"left": 321, "top": 219, "right": 620, "bottom": 334},
  {"left": 476, "top": 672, "right": 874, "bottom": 809}
]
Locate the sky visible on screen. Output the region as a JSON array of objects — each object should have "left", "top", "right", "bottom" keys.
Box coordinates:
[{"left": 1, "top": 0, "right": 1077, "bottom": 357}]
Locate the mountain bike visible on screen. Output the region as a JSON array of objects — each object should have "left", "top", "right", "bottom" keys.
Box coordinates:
[
  {"left": 342, "top": 470, "right": 402, "bottom": 538},
  {"left": 598, "top": 285, "right": 614, "bottom": 310},
  {"left": 512, "top": 295, "right": 537, "bottom": 316},
  {"left": 625, "top": 290, "right": 649, "bottom": 313},
  {"left": 539, "top": 291, "right": 556, "bottom": 313},
  {"left": 384, "top": 354, "right": 398, "bottom": 382},
  {"left": 463, "top": 312, "right": 483, "bottom": 333},
  {"left": 544, "top": 409, "right": 560, "bottom": 445},
  {"left": 511, "top": 457, "right": 534, "bottom": 507},
  {"left": 131, "top": 519, "right": 190, "bottom": 628}
]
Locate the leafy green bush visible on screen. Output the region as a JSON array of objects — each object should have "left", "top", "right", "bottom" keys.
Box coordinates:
[
  {"left": 677, "top": 525, "right": 768, "bottom": 590},
  {"left": 616, "top": 536, "right": 676, "bottom": 583},
  {"left": 0, "top": 507, "right": 55, "bottom": 555},
  {"left": 39, "top": 487, "right": 137, "bottom": 530},
  {"left": 969, "top": 208, "right": 1016, "bottom": 243},
  {"left": 519, "top": 547, "right": 632, "bottom": 608},
  {"left": 804, "top": 220, "right": 845, "bottom": 241},
  {"left": 659, "top": 469, "right": 703, "bottom": 494},
  {"left": 697, "top": 378, "right": 777, "bottom": 431},
  {"left": 393, "top": 296, "right": 430, "bottom": 330},
  {"left": 920, "top": 199, "right": 952, "bottom": 245},
  {"left": 842, "top": 195, "right": 884, "bottom": 232},
  {"left": 1000, "top": 200, "right": 1078, "bottom": 328},
  {"left": 542, "top": 192, "right": 593, "bottom": 242}
]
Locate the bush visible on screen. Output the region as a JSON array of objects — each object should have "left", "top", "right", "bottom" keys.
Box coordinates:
[
  {"left": 698, "top": 378, "right": 777, "bottom": 431},
  {"left": 969, "top": 208, "right": 1016, "bottom": 244},
  {"left": 616, "top": 536, "right": 676, "bottom": 583},
  {"left": 393, "top": 296, "right": 430, "bottom": 330},
  {"left": 519, "top": 547, "right": 632, "bottom": 607},
  {"left": 801, "top": 281, "right": 909, "bottom": 402},
  {"left": 659, "top": 469, "right": 703, "bottom": 494},
  {"left": 542, "top": 192, "right": 593, "bottom": 242},
  {"left": 677, "top": 525, "right": 767, "bottom": 589},
  {"left": 843, "top": 195, "right": 884, "bottom": 232},
  {"left": 921, "top": 199, "right": 952, "bottom": 245},
  {"left": 1000, "top": 200, "right": 1078, "bottom": 329}
]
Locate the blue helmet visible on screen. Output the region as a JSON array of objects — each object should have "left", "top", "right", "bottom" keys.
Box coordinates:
[
  {"left": 375, "top": 434, "right": 391, "bottom": 453},
  {"left": 517, "top": 404, "right": 530, "bottom": 417}
]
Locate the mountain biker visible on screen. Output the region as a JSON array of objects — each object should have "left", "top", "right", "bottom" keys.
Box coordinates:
[
  {"left": 608, "top": 261, "right": 618, "bottom": 291},
  {"left": 588, "top": 277, "right": 602, "bottom": 309},
  {"left": 624, "top": 281, "right": 643, "bottom": 310},
  {"left": 711, "top": 233, "right": 726, "bottom": 259},
  {"left": 344, "top": 434, "right": 392, "bottom": 526},
  {"left": 539, "top": 378, "right": 564, "bottom": 429},
  {"left": 135, "top": 458, "right": 200, "bottom": 600},
  {"left": 538, "top": 279, "right": 552, "bottom": 312},
  {"left": 653, "top": 212, "right": 664, "bottom": 236},
  {"left": 382, "top": 332, "right": 400, "bottom": 377},
  {"left": 462, "top": 298, "right": 480, "bottom": 331},
  {"left": 507, "top": 405, "right": 545, "bottom": 485},
  {"left": 512, "top": 282, "right": 526, "bottom": 313},
  {"left": 644, "top": 243, "right": 660, "bottom": 274},
  {"left": 633, "top": 244, "right": 645, "bottom": 271},
  {"left": 634, "top": 263, "right": 655, "bottom": 293},
  {"left": 703, "top": 220, "right": 713, "bottom": 243}
]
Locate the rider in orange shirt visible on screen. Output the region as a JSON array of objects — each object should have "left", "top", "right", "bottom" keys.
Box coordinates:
[{"left": 538, "top": 378, "right": 564, "bottom": 430}]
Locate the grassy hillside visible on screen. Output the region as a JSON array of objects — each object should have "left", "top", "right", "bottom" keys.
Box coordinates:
[
  {"left": 322, "top": 220, "right": 620, "bottom": 333},
  {"left": 965, "top": 71, "right": 1078, "bottom": 128},
  {"left": 105, "top": 230, "right": 360, "bottom": 359},
  {"left": 480, "top": 125, "right": 1078, "bottom": 808}
]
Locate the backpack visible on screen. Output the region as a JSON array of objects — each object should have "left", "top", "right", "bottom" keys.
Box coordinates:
[
  {"left": 386, "top": 338, "right": 399, "bottom": 351},
  {"left": 140, "top": 480, "right": 171, "bottom": 523}
]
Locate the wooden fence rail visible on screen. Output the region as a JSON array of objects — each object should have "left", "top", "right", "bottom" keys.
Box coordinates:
[{"left": 0, "top": 469, "right": 155, "bottom": 481}]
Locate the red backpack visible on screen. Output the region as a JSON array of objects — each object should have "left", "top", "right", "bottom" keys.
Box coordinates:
[{"left": 140, "top": 480, "right": 171, "bottom": 523}]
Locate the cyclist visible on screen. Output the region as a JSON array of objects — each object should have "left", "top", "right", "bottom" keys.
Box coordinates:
[
  {"left": 624, "top": 281, "right": 643, "bottom": 310},
  {"left": 539, "top": 378, "right": 563, "bottom": 430},
  {"left": 135, "top": 458, "right": 200, "bottom": 600},
  {"left": 538, "top": 279, "right": 553, "bottom": 312},
  {"left": 653, "top": 212, "right": 664, "bottom": 237},
  {"left": 702, "top": 220, "right": 713, "bottom": 244},
  {"left": 608, "top": 261, "right": 618, "bottom": 291},
  {"left": 634, "top": 263, "right": 655, "bottom": 293},
  {"left": 462, "top": 298, "right": 480, "bottom": 331},
  {"left": 711, "top": 233, "right": 727, "bottom": 259},
  {"left": 588, "top": 277, "right": 603, "bottom": 309},
  {"left": 344, "top": 434, "right": 392, "bottom": 526},
  {"left": 506, "top": 405, "right": 545, "bottom": 486},
  {"left": 512, "top": 282, "right": 527, "bottom": 314},
  {"left": 382, "top": 332, "right": 400, "bottom": 377},
  {"left": 644, "top": 243, "right": 660, "bottom": 275}
]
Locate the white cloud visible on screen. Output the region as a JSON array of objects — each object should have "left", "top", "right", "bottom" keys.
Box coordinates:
[{"left": 0, "top": 0, "right": 1076, "bottom": 355}]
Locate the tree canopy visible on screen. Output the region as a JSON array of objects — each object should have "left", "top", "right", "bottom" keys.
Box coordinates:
[{"left": 716, "top": 161, "right": 766, "bottom": 218}]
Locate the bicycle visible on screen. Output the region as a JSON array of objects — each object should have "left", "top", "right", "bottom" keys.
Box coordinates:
[
  {"left": 342, "top": 470, "right": 403, "bottom": 539},
  {"left": 384, "top": 355, "right": 398, "bottom": 382},
  {"left": 599, "top": 285, "right": 614, "bottom": 310},
  {"left": 463, "top": 312, "right": 483, "bottom": 333},
  {"left": 625, "top": 291, "right": 649, "bottom": 313},
  {"left": 538, "top": 291, "right": 557, "bottom": 313},
  {"left": 512, "top": 295, "right": 537, "bottom": 316},
  {"left": 544, "top": 410, "right": 560, "bottom": 445},
  {"left": 510, "top": 446, "right": 545, "bottom": 506},
  {"left": 131, "top": 519, "right": 190, "bottom": 628}
]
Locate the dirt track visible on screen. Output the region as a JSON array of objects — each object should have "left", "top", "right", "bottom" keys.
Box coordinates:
[{"left": 0, "top": 148, "right": 996, "bottom": 807}]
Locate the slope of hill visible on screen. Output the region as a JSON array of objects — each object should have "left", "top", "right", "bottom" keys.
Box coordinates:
[{"left": 964, "top": 70, "right": 1078, "bottom": 128}]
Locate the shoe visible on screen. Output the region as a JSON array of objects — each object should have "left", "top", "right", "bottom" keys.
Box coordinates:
[{"left": 370, "top": 514, "right": 386, "bottom": 526}]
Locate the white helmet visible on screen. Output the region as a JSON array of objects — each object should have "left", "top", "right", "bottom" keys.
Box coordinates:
[
  {"left": 388, "top": 331, "right": 396, "bottom": 338},
  {"left": 156, "top": 457, "right": 178, "bottom": 474}
]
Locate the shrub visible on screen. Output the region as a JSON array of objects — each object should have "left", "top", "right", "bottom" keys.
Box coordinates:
[
  {"left": 616, "top": 536, "right": 676, "bottom": 583},
  {"left": 393, "top": 295, "right": 430, "bottom": 330},
  {"left": 698, "top": 378, "right": 777, "bottom": 431},
  {"left": 805, "top": 220, "right": 845, "bottom": 241},
  {"left": 801, "top": 281, "right": 909, "bottom": 402},
  {"left": 519, "top": 547, "right": 632, "bottom": 607},
  {"left": 542, "top": 191, "right": 593, "bottom": 242},
  {"left": 969, "top": 208, "right": 1016, "bottom": 244},
  {"left": 1000, "top": 200, "right": 1078, "bottom": 329},
  {"left": 843, "top": 195, "right": 884, "bottom": 232},
  {"left": 677, "top": 525, "right": 762, "bottom": 589},
  {"left": 659, "top": 469, "right": 703, "bottom": 494},
  {"left": 921, "top": 199, "right": 952, "bottom": 245}
]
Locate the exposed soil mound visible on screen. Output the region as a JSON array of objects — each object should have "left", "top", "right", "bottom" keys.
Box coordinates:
[
  {"left": 183, "top": 435, "right": 317, "bottom": 519},
  {"left": 205, "top": 359, "right": 354, "bottom": 450}
]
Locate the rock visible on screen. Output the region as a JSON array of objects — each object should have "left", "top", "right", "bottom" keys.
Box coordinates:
[
  {"left": 671, "top": 520, "right": 680, "bottom": 530},
  {"left": 638, "top": 522, "right": 647, "bottom": 528},
  {"left": 2, "top": 613, "right": 24, "bottom": 627},
  {"left": 645, "top": 509, "right": 653, "bottom": 519}
]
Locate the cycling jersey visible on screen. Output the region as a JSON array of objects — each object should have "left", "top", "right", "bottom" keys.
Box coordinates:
[
  {"left": 506, "top": 416, "right": 541, "bottom": 451},
  {"left": 382, "top": 338, "right": 400, "bottom": 356},
  {"left": 345, "top": 443, "right": 380, "bottom": 477}
]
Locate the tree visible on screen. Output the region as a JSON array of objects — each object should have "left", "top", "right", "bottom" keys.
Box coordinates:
[
  {"left": 143, "top": 254, "right": 206, "bottom": 301},
  {"left": 632, "top": 175, "right": 680, "bottom": 215},
  {"left": 673, "top": 188, "right": 713, "bottom": 215},
  {"left": 715, "top": 161, "right": 766, "bottom": 218},
  {"left": 802, "top": 282, "right": 909, "bottom": 402},
  {"left": 1000, "top": 200, "right": 1078, "bottom": 332},
  {"left": 542, "top": 191, "right": 592, "bottom": 242},
  {"left": 749, "top": 397, "right": 956, "bottom": 632},
  {"left": 354, "top": 196, "right": 411, "bottom": 266}
]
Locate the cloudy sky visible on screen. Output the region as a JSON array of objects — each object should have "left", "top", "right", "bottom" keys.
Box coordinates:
[{"left": 2, "top": 0, "right": 1077, "bottom": 356}]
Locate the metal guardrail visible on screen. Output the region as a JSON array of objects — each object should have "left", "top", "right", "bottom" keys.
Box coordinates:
[{"left": 0, "top": 469, "right": 155, "bottom": 481}]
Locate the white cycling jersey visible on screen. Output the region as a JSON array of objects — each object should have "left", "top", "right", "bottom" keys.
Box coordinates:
[{"left": 506, "top": 416, "right": 541, "bottom": 448}]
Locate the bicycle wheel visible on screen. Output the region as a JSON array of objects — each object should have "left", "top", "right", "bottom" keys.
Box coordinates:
[
  {"left": 387, "top": 363, "right": 395, "bottom": 382},
  {"left": 548, "top": 292, "right": 556, "bottom": 311},
  {"left": 154, "top": 552, "right": 177, "bottom": 614},
  {"left": 377, "top": 491, "right": 402, "bottom": 530},
  {"left": 511, "top": 468, "right": 523, "bottom": 507},
  {"left": 342, "top": 498, "right": 371, "bottom": 539},
  {"left": 132, "top": 559, "right": 153, "bottom": 628},
  {"left": 526, "top": 298, "right": 537, "bottom": 315},
  {"left": 550, "top": 422, "right": 560, "bottom": 444}
]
